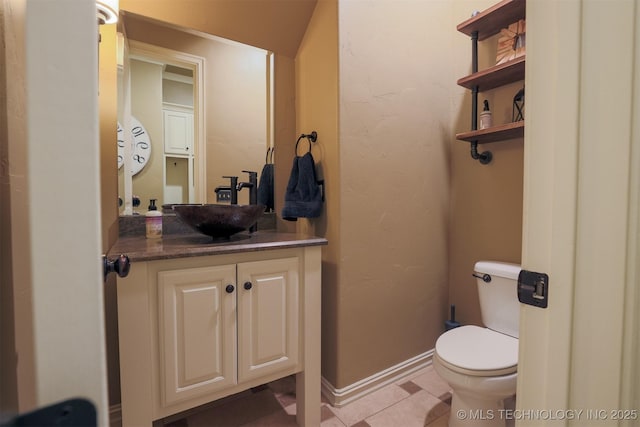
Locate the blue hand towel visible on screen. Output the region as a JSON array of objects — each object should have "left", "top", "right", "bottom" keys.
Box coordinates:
[
  {"left": 282, "top": 152, "right": 323, "bottom": 221},
  {"left": 257, "top": 163, "right": 274, "bottom": 212}
]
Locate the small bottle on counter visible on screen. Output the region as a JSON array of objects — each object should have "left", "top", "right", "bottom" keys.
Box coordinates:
[
  {"left": 145, "top": 199, "right": 162, "bottom": 239},
  {"left": 480, "top": 99, "right": 493, "bottom": 130}
]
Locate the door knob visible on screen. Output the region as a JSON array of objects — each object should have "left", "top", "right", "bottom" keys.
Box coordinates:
[
  {"left": 103, "top": 254, "right": 130, "bottom": 281},
  {"left": 225, "top": 284, "right": 235, "bottom": 293},
  {"left": 244, "top": 281, "right": 252, "bottom": 290}
]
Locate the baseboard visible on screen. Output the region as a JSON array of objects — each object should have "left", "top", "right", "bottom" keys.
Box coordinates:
[
  {"left": 109, "top": 404, "right": 121, "bottom": 427},
  {"left": 321, "top": 349, "right": 434, "bottom": 408},
  {"left": 111, "top": 350, "right": 434, "bottom": 418}
]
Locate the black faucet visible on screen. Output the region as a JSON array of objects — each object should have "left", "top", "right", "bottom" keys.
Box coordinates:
[
  {"left": 237, "top": 170, "right": 258, "bottom": 233},
  {"left": 237, "top": 170, "right": 258, "bottom": 205},
  {"left": 215, "top": 176, "right": 238, "bottom": 204}
]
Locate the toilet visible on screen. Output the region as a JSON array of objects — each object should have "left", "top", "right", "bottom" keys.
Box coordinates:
[{"left": 433, "top": 261, "right": 521, "bottom": 427}]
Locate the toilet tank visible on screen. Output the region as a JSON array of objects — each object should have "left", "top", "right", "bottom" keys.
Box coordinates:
[{"left": 475, "top": 261, "right": 521, "bottom": 338}]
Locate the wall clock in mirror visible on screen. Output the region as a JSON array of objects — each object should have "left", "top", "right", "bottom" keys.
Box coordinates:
[{"left": 117, "top": 116, "right": 151, "bottom": 176}]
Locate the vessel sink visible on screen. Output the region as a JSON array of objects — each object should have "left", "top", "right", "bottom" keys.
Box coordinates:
[{"left": 172, "top": 204, "right": 265, "bottom": 240}]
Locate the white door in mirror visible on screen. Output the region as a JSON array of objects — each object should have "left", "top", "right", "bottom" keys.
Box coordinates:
[
  {"left": 163, "top": 109, "right": 193, "bottom": 156},
  {"left": 117, "top": 116, "right": 151, "bottom": 176}
]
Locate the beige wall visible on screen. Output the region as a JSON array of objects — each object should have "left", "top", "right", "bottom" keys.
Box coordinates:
[
  {"left": 100, "top": 25, "right": 120, "bottom": 248},
  {"left": 448, "top": 1, "right": 524, "bottom": 327},
  {"left": 295, "top": 0, "right": 340, "bottom": 382},
  {"left": 273, "top": 54, "right": 298, "bottom": 231},
  {"left": 296, "top": 0, "right": 523, "bottom": 390},
  {"left": 120, "top": 0, "right": 317, "bottom": 58},
  {"left": 297, "top": 0, "right": 453, "bottom": 388},
  {"left": 128, "top": 59, "right": 165, "bottom": 208},
  {"left": 337, "top": 0, "right": 452, "bottom": 388},
  {"left": 201, "top": 39, "right": 267, "bottom": 202}
]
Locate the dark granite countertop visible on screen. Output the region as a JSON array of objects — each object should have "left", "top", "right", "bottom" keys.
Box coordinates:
[{"left": 108, "top": 231, "right": 328, "bottom": 262}]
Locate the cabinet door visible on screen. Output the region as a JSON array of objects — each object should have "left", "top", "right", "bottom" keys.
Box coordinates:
[
  {"left": 237, "top": 258, "right": 300, "bottom": 382},
  {"left": 158, "top": 264, "right": 237, "bottom": 406},
  {"left": 163, "top": 110, "right": 193, "bottom": 155}
]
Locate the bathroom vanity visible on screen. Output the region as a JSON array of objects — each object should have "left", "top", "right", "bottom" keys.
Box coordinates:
[{"left": 108, "top": 231, "right": 326, "bottom": 426}]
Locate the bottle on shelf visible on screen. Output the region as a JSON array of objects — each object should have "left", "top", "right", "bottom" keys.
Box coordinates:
[{"left": 480, "top": 100, "right": 493, "bottom": 129}]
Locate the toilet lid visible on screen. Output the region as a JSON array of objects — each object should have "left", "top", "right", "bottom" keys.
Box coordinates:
[{"left": 435, "top": 325, "right": 518, "bottom": 376}]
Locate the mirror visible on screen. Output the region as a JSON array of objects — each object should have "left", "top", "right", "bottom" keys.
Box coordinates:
[{"left": 117, "top": 11, "right": 273, "bottom": 214}]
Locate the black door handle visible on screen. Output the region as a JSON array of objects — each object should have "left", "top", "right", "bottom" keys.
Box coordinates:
[{"left": 103, "top": 254, "right": 130, "bottom": 281}]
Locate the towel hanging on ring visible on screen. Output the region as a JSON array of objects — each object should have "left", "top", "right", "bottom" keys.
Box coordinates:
[
  {"left": 257, "top": 147, "right": 274, "bottom": 212},
  {"left": 282, "top": 133, "right": 323, "bottom": 221}
]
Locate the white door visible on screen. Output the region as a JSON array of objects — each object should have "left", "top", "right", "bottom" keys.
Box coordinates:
[
  {"left": 163, "top": 109, "right": 195, "bottom": 203},
  {"left": 163, "top": 109, "right": 194, "bottom": 155},
  {"left": 518, "top": 1, "right": 639, "bottom": 425},
  {"left": 4, "top": 0, "right": 109, "bottom": 424}
]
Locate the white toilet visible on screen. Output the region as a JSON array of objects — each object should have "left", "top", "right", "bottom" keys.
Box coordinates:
[{"left": 433, "top": 261, "right": 520, "bottom": 427}]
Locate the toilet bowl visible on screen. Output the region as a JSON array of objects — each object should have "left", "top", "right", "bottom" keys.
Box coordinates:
[
  {"left": 434, "top": 325, "right": 517, "bottom": 427},
  {"left": 433, "top": 261, "right": 520, "bottom": 427}
]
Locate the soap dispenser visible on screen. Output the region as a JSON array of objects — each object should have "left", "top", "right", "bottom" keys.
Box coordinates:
[
  {"left": 145, "top": 199, "right": 162, "bottom": 239},
  {"left": 480, "top": 99, "right": 493, "bottom": 129}
]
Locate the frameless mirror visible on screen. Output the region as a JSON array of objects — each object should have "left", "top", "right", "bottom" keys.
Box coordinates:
[{"left": 117, "top": 11, "right": 273, "bottom": 214}]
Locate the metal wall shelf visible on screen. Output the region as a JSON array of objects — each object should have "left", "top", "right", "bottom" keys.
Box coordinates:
[
  {"left": 457, "top": 56, "right": 525, "bottom": 92},
  {"left": 456, "top": 120, "right": 524, "bottom": 144},
  {"left": 457, "top": 0, "right": 526, "bottom": 41},
  {"left": 455, "top": 0, "right": 525, "bottom": 163}
]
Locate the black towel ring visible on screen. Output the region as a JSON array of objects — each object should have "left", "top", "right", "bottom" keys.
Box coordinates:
[
  {"left": 295, "top": 135, "right": 310, "bottom": 155},
  {"left": 294, "top": 131, "right": 318, "bottom": 156}
]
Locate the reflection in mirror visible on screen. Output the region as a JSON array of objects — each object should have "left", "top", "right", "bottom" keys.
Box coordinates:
[
  {"left": 117, "top": 12, "right": 273, "bottom": 215},
  {"left": 117, "top": 42, "right": 204, "bottom": 214}
]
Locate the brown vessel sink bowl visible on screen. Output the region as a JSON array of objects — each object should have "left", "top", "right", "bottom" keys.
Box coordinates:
[{"left": 171, "top": 204, "right": 265, "bottom": 240}]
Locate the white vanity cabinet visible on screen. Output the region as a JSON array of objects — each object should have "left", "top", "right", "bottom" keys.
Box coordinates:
[
  {"left": 116, "top": 244, "right": 322, "bottom": 427},
  {"left": 158, "top": 258, "right": 299, "bottom": 406}
]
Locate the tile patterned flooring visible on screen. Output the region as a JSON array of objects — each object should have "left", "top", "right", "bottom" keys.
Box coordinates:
[{"left": 163, "top": 365, "right": 452, "bottom": 427}]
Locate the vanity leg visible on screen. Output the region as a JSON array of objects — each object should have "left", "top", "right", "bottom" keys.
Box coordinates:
[
  {"left": 296, "top": 246, "right": 322, "bottom": 426},
  {"left": 296, "top": 370, "right": 320, "bottom": 427},
  {"left": 117, "top": 266, "right": 154, "bottom": 427}
]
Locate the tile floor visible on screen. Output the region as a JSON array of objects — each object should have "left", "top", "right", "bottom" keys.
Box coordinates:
[{"left": 163, "top": 365, "right": 452, "bottom": 427}]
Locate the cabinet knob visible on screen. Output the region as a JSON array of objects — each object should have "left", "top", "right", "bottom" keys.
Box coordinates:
[
  {"left": 244, "top": 281, "right": 253, "bottom": 290},
  {"left": 225, "top": 284, "right": 235, "bottom": 293}
]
